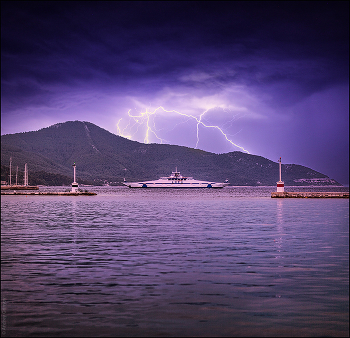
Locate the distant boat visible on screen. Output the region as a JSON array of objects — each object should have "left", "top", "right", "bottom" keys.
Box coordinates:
[{"left": 124, "top": 169, "right": 229, "bottom": 188}]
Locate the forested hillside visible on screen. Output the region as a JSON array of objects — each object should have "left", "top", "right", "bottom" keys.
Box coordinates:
[{"left": 1, "top": 121, "right": 340, "bottom": 186}]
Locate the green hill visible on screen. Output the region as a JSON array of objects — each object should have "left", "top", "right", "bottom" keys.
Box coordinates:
[{"left": 1, "top": 121, "right": 340, "bottom": 186}]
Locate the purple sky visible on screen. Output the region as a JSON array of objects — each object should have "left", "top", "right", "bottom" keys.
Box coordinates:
[{"left": 1, "top": 2, "right": 349, "bottom": 184}]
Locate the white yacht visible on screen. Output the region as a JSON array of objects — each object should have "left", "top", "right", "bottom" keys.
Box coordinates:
[{"left": 124, "top": 169, "right": 229, "bottom": 188}]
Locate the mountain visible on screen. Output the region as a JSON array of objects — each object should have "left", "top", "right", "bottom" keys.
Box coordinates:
[{"left": 1, "top": 121, "right": 341, "bottom": 186}]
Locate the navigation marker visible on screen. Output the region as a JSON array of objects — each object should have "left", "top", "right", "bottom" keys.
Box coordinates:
[
  {"left": 277, "top": 157, "right": 284, "bottom": 192},
  {"left": 72, "top": 163, "right": 79, "bottom": 192}
]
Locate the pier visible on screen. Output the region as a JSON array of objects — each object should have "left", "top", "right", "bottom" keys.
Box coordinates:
[
  {"left": 271, "top": 191, "right": 349, "bottom": 198},
  {"left": 1, "top": 191, "right": 97, "bottom": 196}
]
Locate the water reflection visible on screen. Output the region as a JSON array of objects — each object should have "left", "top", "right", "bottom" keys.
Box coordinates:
[
  {"left": 274, "top": 199, "right": 284, "bottom": 298},
  {"left": 275, "top": 199, "right": 283, "bottom": 255}
]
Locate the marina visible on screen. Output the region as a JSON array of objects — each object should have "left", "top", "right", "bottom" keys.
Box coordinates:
[{"left": 1, "top": 162, "right": 96, "bottom": 195}]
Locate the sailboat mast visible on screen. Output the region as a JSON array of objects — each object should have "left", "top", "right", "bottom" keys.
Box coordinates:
[
  {"left": 9, "top": 157, "right": 12, "bottom": 186},
  {"left": 24, "top": 163, "right": 28, "bottom": 186}
]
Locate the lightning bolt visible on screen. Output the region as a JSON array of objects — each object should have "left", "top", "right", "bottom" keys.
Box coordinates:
[
  {"left": 116, "top": 106, "right": 250, "bottom": 154},
  {"left": 117, "top": 108, "right": 166, "bottom": 143}
]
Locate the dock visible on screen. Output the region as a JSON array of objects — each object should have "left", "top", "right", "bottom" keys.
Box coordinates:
[
  {"left": 271, "top": 191, "right": 349, "bottom": 198},
  {"left": 1, "top": 191, "right": 97, "bottom": 196}
]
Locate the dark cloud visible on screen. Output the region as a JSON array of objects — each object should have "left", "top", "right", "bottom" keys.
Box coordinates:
[{"left": 1, "top": 1, "right": 349, "bottom": 184}]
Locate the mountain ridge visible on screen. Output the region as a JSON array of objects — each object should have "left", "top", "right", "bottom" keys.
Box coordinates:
[{"left": 1, "top": 121, "right": 341, "bottom": 186}]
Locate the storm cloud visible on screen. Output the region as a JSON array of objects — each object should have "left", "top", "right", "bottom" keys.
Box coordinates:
[{"left": 1, "top": 1, "right": 349, "bottom": 184}]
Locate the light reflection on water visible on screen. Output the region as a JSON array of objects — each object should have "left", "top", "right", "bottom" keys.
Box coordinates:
[{"left": 1, "top": 186, "right": 349, "bottom": 337}]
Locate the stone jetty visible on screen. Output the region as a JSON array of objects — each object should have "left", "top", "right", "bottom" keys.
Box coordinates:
[
  {"left": 1, "top": 191, "right": 97, "bottom": 196},
  {"left": 271, "top": 191, "right": 349, "bottom": 198}
]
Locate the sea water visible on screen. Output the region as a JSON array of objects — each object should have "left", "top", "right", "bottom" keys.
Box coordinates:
[{"left": 1, "top": 186, "right": 349, "bottom": 337}]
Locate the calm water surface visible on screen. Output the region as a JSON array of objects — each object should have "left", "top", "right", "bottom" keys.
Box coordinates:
[{"left": 1, "top": 187, "right": 349, "bottom": 337}]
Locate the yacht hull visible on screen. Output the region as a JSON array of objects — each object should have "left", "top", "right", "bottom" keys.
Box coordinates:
[
  {"left": 126, "top": 182, "right": 228, "bottom": 188},
  {"left": 123, "top": 169, "right": 229, "bottom": 189}
]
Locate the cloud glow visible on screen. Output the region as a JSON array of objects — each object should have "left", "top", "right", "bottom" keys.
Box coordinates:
[{"left": 116, "top": 106, "right": 251, "bottom": 153}]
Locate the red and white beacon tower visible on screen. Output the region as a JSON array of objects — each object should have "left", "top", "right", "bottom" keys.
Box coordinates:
[
  {"left": 72, "top": 163, "right": 79, "bottom": 193},
  {"left": 277, "top": 157, "right": 284, "bottom": 192}
]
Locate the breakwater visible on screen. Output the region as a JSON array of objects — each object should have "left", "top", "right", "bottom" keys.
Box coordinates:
[
  {"left": 1, "top": 191, "right": 97, "bottom": 196},
  {"left": 271, "top": 191, "right": 349, "bottom": 198}
]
